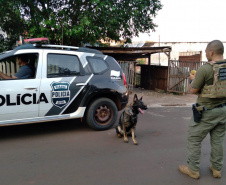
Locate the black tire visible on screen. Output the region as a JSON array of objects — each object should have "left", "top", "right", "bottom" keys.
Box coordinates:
[{"left": 86, "top": 98, "right": 117, "bottom": 130}]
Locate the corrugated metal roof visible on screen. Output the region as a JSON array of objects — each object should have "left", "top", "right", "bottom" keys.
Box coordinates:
[{"left": 90, "top": 46, "right": 171, "bottom": 61}]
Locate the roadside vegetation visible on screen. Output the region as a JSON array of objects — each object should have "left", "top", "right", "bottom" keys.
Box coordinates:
[{"left": 0, "top": 0, "right": 162, "bottom": 52}]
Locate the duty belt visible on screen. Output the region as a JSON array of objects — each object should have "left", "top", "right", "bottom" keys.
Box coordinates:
[
  {"left": 192, "top": 103, "right": 226, "bottom": 123},
  {"left": 195, "top": 103, "right": 226, "bottom": 111},
  {"left": 206, "top": 103, "right": 226, "bottom": 110},
  {"left": 213, "top": 103, "right": 226, "bottom": 109}
]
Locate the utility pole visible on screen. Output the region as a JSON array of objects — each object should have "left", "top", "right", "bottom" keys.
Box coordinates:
[{"left": 159, "top": 35, "right": 160, "bottom": 66}]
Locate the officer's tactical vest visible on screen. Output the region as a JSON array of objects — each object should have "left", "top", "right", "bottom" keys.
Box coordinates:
[{"left": 199, "top": 61, "right": 226, "bottom": 98}]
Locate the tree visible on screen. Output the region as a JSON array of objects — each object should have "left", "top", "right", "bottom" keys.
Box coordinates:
[
  {"left": 0, "top": 0, "right": 162, "bottom": 50},
  {"left": 0, "top": 0, "right": 26, "bottom": 52}
]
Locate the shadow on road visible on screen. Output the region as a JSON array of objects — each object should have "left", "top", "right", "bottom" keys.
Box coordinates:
[
  {"left": 0, "top": 109, "right": 122, "bottom": 140},
  {"left": 0, "top": 118, "right": 90, "bottom": 140}
]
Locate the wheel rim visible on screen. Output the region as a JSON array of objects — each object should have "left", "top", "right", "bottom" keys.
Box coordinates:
[{"left": 94, "top": 104, "right": 113, "bottom": 125}]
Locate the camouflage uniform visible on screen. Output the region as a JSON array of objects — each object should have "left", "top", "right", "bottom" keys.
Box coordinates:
[{"left": 188, "top": 61, "right": 226, "bottom": 171}]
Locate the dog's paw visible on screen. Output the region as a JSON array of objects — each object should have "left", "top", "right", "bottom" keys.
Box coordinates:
[
  {"left": 117, "top": 134, "right": 122, "bottom": 138},
  {"left": 133, "top": 138, "right": 138, "bottom": 145},
  {"left": 124, "top": 139, "right": 129, "bottom": 143}
]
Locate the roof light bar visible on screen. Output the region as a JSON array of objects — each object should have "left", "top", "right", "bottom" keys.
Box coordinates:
[
  {"left": 34, "top": 44, "right": 79, "bottom": 50},
  {"left": 17, "top": 36, "right": 49, "bottom": 46}
]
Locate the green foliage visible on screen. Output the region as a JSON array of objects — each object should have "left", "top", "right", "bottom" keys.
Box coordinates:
[
  {"left": 0, "top": 0, "right": 162, "bottom": 50},
  {"left": 0, "top": 0, "right": 25, "bottom": 51},
  {"left": 137, "top": 58, "right": 146, "bottom": 65}
]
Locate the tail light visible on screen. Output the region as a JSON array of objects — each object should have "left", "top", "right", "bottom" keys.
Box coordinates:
[{"left": 123, "top": 73, "right": 127, "bottom": 88}]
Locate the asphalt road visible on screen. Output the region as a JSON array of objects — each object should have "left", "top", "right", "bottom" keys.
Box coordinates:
[{"left": 0, "top": 107, "right": 225, "bottom": 185}]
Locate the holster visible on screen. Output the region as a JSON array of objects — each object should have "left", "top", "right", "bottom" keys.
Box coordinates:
[{"left": 192, "top": 103, "right": 206, "bottom": 123}]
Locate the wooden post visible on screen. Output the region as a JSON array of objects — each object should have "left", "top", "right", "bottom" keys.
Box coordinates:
[
  {"left": 134, "top": 62, "right": 137, "bottom": 87},
  {"left": 148, "top": 54, "right": 151, "bottom": 65}
]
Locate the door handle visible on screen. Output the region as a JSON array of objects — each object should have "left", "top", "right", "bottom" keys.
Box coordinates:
[
  {"left": 24, "top": 87, "right": 38, "bottom": 91},
  {"left": 76, "top": 83, "right": 86, "bottom": 86}
]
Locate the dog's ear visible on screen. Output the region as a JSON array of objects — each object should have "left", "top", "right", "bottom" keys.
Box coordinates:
[
  {"left": 139, "top": 96, "right": 143, "bottom": 100},
  {"left": 133, "top": 94, "right": 138, "bottom": 101}
]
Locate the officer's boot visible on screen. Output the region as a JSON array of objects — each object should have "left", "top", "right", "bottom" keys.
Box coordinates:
[{"left": 178, "top": 165, "right": 200, "bottom": 179}]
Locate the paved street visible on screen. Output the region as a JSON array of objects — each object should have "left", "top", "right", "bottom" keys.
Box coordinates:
[{"left": 0, "top": 106, "right": 225, "bottom": 185}]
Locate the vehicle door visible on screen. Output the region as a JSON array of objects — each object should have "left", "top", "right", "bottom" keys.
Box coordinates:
[
  {"left": 0, "top": 50, "right": 42, "bottom": 124},
  {"left": 39, "top": 50, "right": 93, "bottom": 117}
]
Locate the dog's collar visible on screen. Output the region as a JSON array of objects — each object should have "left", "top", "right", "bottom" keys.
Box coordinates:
[
  {"left": 124, "top": 105, "right": 134, "bottom": 116},
  {"left": 127, "top": 104, "right": 134, "bottom": 116}
]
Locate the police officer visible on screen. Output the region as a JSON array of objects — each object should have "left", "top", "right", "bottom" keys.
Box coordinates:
[
  {"left": 0, "top": 54, "right": 34, "bottom": 79},
  {"left": 179, "top": 40, "right": 226, "bottom": 179}
]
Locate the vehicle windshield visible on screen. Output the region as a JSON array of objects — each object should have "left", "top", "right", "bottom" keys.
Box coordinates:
[{"left": 0, "top": 50, "right": 12, "bottom": 55}]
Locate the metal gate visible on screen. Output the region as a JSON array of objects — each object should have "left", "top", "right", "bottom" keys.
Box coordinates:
[
  {"left": 118, "top": 61, "right": 135, "bottom": 92},
  {"left": 167, "top": 60, "right": 205, "bottom": 94}
]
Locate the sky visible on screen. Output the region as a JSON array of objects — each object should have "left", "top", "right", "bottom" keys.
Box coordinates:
[{"left": 133, "top": 0, "right": 226, "bottom": 43}]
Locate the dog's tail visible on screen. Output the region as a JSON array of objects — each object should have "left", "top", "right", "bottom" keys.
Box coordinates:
[
  {"left": 115, "top": 125, "right": 123, "bottom": 137},
  {"left": 118, "top": 111, "right": 124, "bottom": 127},
  {"left": 115, "top": 112, "right": 124, "bottom": 137},
  {"left": 115, "top": 126, "right": 120, "bottom": 134}
]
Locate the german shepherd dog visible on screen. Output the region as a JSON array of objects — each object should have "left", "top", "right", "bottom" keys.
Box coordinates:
[{"left": 115, "top": 94, "right": 148, "bottom": 145}]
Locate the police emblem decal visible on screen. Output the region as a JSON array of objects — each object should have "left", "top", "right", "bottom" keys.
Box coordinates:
[{"left": 51, "top": 82, "right": 70, "bottom": 108}]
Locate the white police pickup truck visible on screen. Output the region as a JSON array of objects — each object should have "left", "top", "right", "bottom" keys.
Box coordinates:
[{"left": 0, "top": 43, "right": 128, "bottom": 130}]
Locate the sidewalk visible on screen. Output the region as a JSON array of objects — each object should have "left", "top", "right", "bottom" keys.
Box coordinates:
[{"left": 129, "top": 88, "right": 197, "bottom": 108}]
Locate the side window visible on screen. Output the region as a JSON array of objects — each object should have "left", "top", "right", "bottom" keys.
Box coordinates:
[
  {"left": 87, "top": 57, "right": 108, "bottom": 74},
  {"left": 47, "top": 54, "right": 80, "bottom": 78},
  {"left": 0, "top": 53, "right": 38, "bottom": 80}
]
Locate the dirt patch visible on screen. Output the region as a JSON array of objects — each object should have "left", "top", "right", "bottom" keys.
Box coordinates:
[{"left": 130, "top": 88, "right": 197, "bottom": 107}]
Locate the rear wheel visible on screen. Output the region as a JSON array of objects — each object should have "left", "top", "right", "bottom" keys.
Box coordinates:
[{"left": 86, "top": 98, "right": 117, "bottom": 130}]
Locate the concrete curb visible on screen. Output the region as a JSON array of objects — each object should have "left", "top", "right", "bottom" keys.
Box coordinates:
[{"left": 129, "top": 88, "right": 197, "bottom": 108}]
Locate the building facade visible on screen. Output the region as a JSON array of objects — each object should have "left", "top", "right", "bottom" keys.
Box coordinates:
[{"left": 150, "top": 42, "right": 226, "bottom": 66}]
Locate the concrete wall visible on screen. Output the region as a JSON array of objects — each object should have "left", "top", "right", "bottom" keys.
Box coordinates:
[{"left": 150, "top": 42, "right": 226, "bottom": 66}]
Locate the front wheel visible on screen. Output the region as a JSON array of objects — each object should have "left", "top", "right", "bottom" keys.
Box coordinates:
[{"left": 86, "top": 98, "right": 117, "bottom": 130}]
